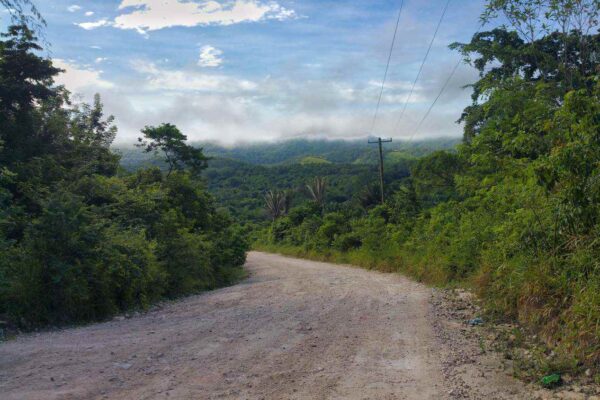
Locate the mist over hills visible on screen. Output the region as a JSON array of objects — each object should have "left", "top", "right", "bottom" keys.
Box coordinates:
[
  {"left": 198, "top": 137, "right": 460, "bottom": 165},
  {"left": 118, "top": 137, "right": 461, "bottom": 170}
]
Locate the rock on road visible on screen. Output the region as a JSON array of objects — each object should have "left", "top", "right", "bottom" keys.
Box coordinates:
[{"left": 0, "top": 252, "right": 533, "bottom": 399}]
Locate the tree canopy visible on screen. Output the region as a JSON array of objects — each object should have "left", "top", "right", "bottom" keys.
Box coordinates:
[
  {"left": 138, "top": 123, "right": 209, "bottom": 176},
  {"left": 0, "top": 24, "right": 247, "bottom": 329}
]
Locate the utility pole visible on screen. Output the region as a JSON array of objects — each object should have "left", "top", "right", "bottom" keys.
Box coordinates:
[{"left": 368, "top": 137, "right": 392, "bottom": 204}]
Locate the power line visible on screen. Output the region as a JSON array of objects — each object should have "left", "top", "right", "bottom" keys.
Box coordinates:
[
  {"left": 411, "top": 57, "right": 462, "bottom": 139},
  {"left": 394, "top": 0, "right": 452, "bottom": 130},
  {"left": 410, "top": 25, "right": 484, "bottom": 140},
  {"left": 369, "top": 0, "right": 405, "bottom": 135}
]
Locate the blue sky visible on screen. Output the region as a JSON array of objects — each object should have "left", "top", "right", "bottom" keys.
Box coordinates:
[{"left": 9, "top": 0, "right": 488, "bottom": 144}]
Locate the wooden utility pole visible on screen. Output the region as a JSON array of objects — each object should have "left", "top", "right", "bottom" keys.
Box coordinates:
[{"left": 368, "top": 137, "right": 392, "bottom": 204}]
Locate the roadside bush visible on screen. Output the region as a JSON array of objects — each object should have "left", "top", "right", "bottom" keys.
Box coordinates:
[
  {"left": 1, "top": 191, "right": 165, "bottom": 326},
  {"left": 332, "top": 231, "right": 362, "bottom": 252},
  {"left": 0, "top": 26, "right": 249, "bottom": 329},
  {"left": 158, "top": 228, "right": 213, "bottom": 297}
]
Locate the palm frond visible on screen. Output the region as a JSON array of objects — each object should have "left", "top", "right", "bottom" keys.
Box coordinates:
[
  {"left": 264, "top": 190, "right": 289, "bottom": 221},
  {"left": 306, "top": 177, "right": 326, "bottom": 207}
]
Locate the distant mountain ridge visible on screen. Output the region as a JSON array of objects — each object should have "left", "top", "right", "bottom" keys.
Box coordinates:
[
  {"left": 117, "top": 137, "right": 461, "bottom": 170},
  {"left": 195, "top": 137, "right": 461, "bottom": 165}
]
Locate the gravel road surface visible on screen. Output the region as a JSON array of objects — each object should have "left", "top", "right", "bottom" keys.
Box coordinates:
[{"left": 0, "top": 252, "right": 534, "bottom": 399}]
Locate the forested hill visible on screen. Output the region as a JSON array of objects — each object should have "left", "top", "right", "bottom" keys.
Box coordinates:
[
  {"left": 117, "top": 137, "right": 460, "bottom": 170},
  {"left": 203, "top": 158, "right": 413, "bottom": 223},
  {"left": 196, "top": 138, "right": 460, "bottom": 165},
  {"left": 117, "top": 138, "right": 458, "bottom": 223}
]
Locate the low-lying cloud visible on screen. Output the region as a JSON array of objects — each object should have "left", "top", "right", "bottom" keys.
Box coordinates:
[
  {"left": 54, "top": 59, "right": 115, "bottom": 91},
  {"left": 54, "top": 56, "right": 477, "bottom": 145}
]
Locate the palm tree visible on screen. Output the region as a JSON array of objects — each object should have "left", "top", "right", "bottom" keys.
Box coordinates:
[
  {"left": 264, "top": 190, "right": 289, "bottom": 221},
  {"left": 306, "top": 177, "right": 326, "bottom": 209}
]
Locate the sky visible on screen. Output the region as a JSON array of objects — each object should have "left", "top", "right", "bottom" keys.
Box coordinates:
[{"left": 5, "top": 0, "right": 488, "bottom": 144}]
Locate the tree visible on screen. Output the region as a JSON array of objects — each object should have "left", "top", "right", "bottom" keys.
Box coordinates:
[
  {"left": 306, "top": 177, "right": 326, "bottom": 209},
  {"left": 411, "top": 151, "right": 462, "bottom": 207},
  {"left": 63, "top": 93, "right": 120, "bottom": 177},
  {"left": 452, "top": 8, "right": 600, "bottom": 144},
  {"left": 0, "top": 25, "right": 63, "bottom": 164},
  {"left": 359, "top": 184, "right": 380, "bottom": 210},
  {"left": 264, "top": 190, "right": 289, "bottom": 221},
  {"left": 482, "top": 0, "right": 600, "bottom": 43},
  {"left": 70, "top": 94, "right": 117, "bottom": 148},
  {"left": 137, "top": 123, "right": 208, "bottom": 176},
  {"left": 0, "top": 25, "right": 59, "bottom": 112}
]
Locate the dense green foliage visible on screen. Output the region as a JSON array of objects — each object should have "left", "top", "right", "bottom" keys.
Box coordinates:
[
  {"left": 0, "top": 25, "right": 247, "bottom": 329},
  {"left": 118, "top": 139, "right": 456, "bottom": 224},
  {"left": 257, "top": 3, "right": 600, "bottom": 372},
  {"left": 203, "top": 157, "right": 413, "bottom": 223}
]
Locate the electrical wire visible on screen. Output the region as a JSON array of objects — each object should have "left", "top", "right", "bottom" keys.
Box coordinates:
[
  {"left": 411, "top": 57, "right": 462, "bottom": 139},
  {"left": 394, "top": 0, "right": 452, "bottom": 130},
  {"left": 409, "top": 25, "right": 485, "bottom": 141},
  {"left": 369, "top": 0, "right": 405, "bottom": 136}
]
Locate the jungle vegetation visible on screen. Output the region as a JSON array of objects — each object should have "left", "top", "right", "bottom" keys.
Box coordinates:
[
  {"left": 0, "top": 23, "right": 248, "bottom": 329},
  {"left": 119, "top": 139, "right": 430, "bottom": 224}
]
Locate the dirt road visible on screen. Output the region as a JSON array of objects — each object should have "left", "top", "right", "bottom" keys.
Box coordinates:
[{"left": 0, "top": 252, "right": 533, "bottom": 399}]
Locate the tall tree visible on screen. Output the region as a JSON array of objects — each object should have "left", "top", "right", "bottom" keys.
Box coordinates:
[
  {"left": 0, "top": 24, "right": 62, "bottom": 164},
  {"left": 452, "top": 0, "right": 600, "bottom": 144},
  {"left": 137, "top": 123, "right": 208, "bottom": 176},
  {"left": 264, "top": 190, "right": 289, "bottom": 221},
  {"left": 306, "top": 177, "right": 327, "bottom": 209},
  {"left": 70, "top": 94, "right": 117, "bottom": 148},
  {"left": 66, "top": 93, "right": 120, "bottom": 177}
]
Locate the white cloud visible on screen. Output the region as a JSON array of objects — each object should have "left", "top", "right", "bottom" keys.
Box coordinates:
[
  {"left": 53, "top": 59, "right": 114, "bottom": 92},
  {"left": 131, "top": 60, "right": 257, "bottom": 92},
  {"left": 198, "top": 45, "right": 223, "bottom": 68},
  {"left": 97, "top": 57, "right": 472, "bottom": 145},
  {"left": 45, "top": 52, "right": 475, "bottom": 146},
  {"left": 102, "top": 0, "right": 296, "bottom": 33},
  {"left": 67, "top": 5, "right": 81, "bottom": 12},
  {"left": 77, "top": 19, "right": 112, "bottom": 30},
  {"left": 95, "top": 57, "right": 108, "bottom": 64},
  {"left": 85, "top": 11, "right": 95, "bottom": 16}
]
